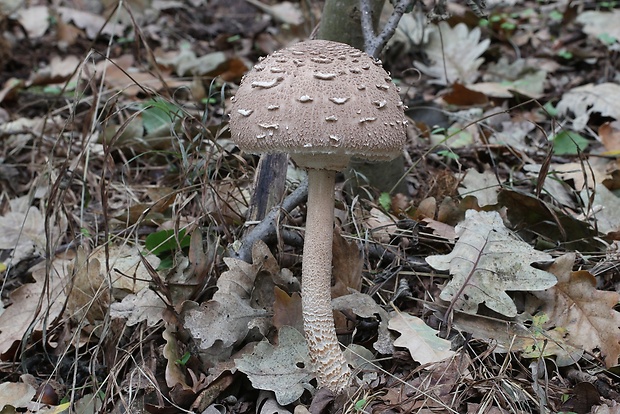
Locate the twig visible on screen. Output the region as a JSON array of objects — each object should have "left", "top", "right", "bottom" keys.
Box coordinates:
[
  {"left": 228, "top": 179, "right": 309, "bottom": 262},
  {"left": 360, "top": 0, "right": 415, "bottom": 58}
]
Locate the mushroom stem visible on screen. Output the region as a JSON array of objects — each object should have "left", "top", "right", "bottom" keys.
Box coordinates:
[{"left": 301, "top": 168, "right": 351, "bottom": 393}]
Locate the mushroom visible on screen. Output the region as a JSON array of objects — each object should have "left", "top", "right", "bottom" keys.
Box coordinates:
[{"left": 228, "top": 40, "right": 407, "bottom": 393}]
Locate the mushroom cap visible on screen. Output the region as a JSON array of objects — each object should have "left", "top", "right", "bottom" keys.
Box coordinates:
[{"left": 229, "top": 40, "right": 408, "bottom": 171}]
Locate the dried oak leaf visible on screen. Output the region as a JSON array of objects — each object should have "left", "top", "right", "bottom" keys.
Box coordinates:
[
  {"left": 458, "top": 168, "right": 500, "bottom": 207},
  {"left": 388, "top": 312, "right": 455, "bottom": 365},
  {"left": 0, "top": 258, "right": 69, "bottom": 356},
  {"left": 528, "top": 253, "right": 620, "bottom": 368},
  {"left": 234, "top": 326, "right": 312, "bottom": 406},
  {"left": 426, "top": 210, "right": 557, "bottom": 317},
  {"left": 181, "top": 241, "right": 273, "bottom": 357},
  {"left": 414, "top": 21, "right": 489, "bottom": 85},
  {"left": 557, "top": 83, "right": 620, "bottom": 131}
]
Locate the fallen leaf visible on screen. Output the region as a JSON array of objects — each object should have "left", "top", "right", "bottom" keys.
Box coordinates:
[
  {"left": 451, "top": 312, "right": 584, "bottom": 367},
  {"left": 528, "top": 253, "right": 620, "bottom": 367},
  {"left": 331, "top": 227, "right": 363, "bottom": 297},
  {"left": 388, "top": 312, "right": 455, "bottom": 365},
  {"left": 557, "top": 83, "right": 620, "bottom": 131},
  {"left": 332, "top": 292, "right": 393, "bottom": 354},
  {"left": 57, "top": 7, "right": 124, "bottom": 39},
  {"left": 0, "top": 258, "right": 69, "bottom": 356},
  {"left": 235, "top": 326, "right": 312, "bottom": 406},
  {"left": 182, "top": 241, "right": 273, "bottom": 357},
  {"left": 580, "top": 184, "right": 620, "bottom": 235},
  {"left": 599, "top": 121, "right": 620, "bottom": 156},
  {"left": 16, "top": 6, "right": 50, "bottom": 38},
  {"left": 458, "top": 168, "right": 500, "bottom": 207},
  {"left": 272, "top": 287, "right": 303, "bottom": 333},
  {"left": 0, "top": 382, "right": 36, "bottom": 410},
  {"left": 109, "top": 287, "right": 167, "bottom": 327},
  {"left": 0, "top": 205, "right": 54, "bottom": 264},
  {"left": 576, "top": 10, "right": 620, "bottom": 49},
  {"left": 426, "top": 210, "right": 557, "bottom": 317},
  {"left": 414, "top": 22, "right": 490, "bottom": 85},
  {"left": 66, "top": 247, "right": 110, "bottom": 324},
  {"left": 442, "top": 82, "right": 488, "bottom": 106}
]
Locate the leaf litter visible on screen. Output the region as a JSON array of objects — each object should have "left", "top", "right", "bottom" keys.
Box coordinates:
[{"left": 1, "top": 0, "right": 620, "bottom": 412}]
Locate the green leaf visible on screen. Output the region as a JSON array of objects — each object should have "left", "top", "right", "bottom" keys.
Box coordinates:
[
  {"left": 176, "top": 351, "right": 191, "bottom": 366},
  {"left": 378, "top": 192, "right": 391, "bottom": 211},
  {"left": 140, "top": 99, "right": 182, "bottom": 136},
  {"left": 552, "top": 131, "right": 589, "bottom": 155},
  {"left": 145, "top": 229, "right": 191, "bottom": 256}
]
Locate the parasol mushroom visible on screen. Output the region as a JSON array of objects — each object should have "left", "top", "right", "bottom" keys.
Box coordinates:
[{"left": 228, "top": 40, "right": 407, "bottom": 393}]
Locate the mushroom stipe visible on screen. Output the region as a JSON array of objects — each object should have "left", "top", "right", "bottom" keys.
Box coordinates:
[{"left": 229, "top": 40, "right": 407, "bottom": 394}]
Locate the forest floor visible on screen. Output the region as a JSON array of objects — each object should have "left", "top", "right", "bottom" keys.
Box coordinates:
[{"left": 0, "top": 0, "right": 620, "bottom": 413}]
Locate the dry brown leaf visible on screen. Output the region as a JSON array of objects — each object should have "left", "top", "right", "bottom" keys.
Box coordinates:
[
  {"left": 0, "top": 258, "right": 69, "bottom": 355},
  {"left": 414, "top": 22, "right": 490, "bottom": 85},
  {"left": 66, "top": 247, "right": 109, "bottom": 324},
  {"left": 57, "top": 7, "right": 124, "bottom": 39},
  {"left": 0, "top": 382, "right": 36, "bottom": 410},
  {"left": 182, "top": 241, "right": 275, "bottom": 358},
  {"left": 234, "top": 326, "right": 311, "bottom": 406},
  {"left": 551, "top": 158, "right": 613, "bottom": 191},
  {"left": 16, "top": 6, "right": 49, "bottom": 38},
  {"left": 576, "top": 10, "right": 620, "bottom": 49},
  {"left": 458, "top": 168, "right": 500, "bottom": 207},
  {"left": 528, "top": 253, "right": 620, "bottom": 367},
  {"left": 0, "top": 201, "right": 64, "bottom": 264},
  {"left": 557, "top": 83, "right": 620, "bottom": 131},
  {"left": 332, "top": 292, "right": 393, "bottom": 354},
  {"left": 413, "top": 197, "right": 436, "bottom": 220},
  {"left": 388, "top": 312, "right": 455, "bottom": 365},
  {"left": 599, "top": 121, "right": 620, "bottom": 156},
  {"left": 109, "top": 287, "right": 167, "bottom": 327},
  {"left": 426, "top": 210, "right": 557, "bottom": 317},
  {"left": 331, "top": 227, "right": 363, "bottom": 297},
  {"left": 580, "top": 184, "right": 620, "bottom": 235},
  {"left": 272, "top": 286, "right": 303, "bottom": 333}
]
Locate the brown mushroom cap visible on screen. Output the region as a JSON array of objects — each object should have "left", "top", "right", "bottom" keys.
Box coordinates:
[{"left": 229, "top": 40, "right": 407, "bottom": 171}]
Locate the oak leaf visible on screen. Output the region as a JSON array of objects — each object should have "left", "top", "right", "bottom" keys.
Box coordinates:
[
  {"left": 235, "top": 326, "right": 311, "bottom": 406},
  {"left": 528, "top": 254, "right": 620, "bottom": 367},
  {"left": 388, "top": 312, "right": 455, "bottom": 365},
  {"left": 426, "top": 210, "right": 557, "bottom": 317}
]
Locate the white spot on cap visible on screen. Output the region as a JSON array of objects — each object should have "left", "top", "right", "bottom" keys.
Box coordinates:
[
  {"left": 259, "top": 123, "right": 279, "bottom": 129},
  {"left": 372, "top": 100, "right": 387, "bottom": 109},
  {"left": 270, "top": 67, "right": 285, "bottom": 73},
  {"left": 298, "top": 95, "right": 313, "bottom": 102},
  {"left": 313, "top": 72, "right": 337, "bottom": 80},
  {"left": 329, "top": 135, "right": 341, "bottom": 145},
  {"left": 292, "top": 51, "right": 304, "bottom": 55},
  {"left": 329, "top": 97, "right": 349, "bottom": 104},
  {"left": 325, "top": 115, "right": 338, "bottom": 122},
  {"left": 237, "top": 109, "right": 253, "bottom": 116},
  {"left": 360, "top": 117, "right": 377, "bottom": 123},
  {"left": 311, "top": 57, "right": 332, "bottom": 64},
  {"left": 256, "top": 134, "right": 266, "bottom": 139},
  {"left": 254, "top": 64, "right": 265, "bottom": 71},
  {"left": 251, "top": 79, "right": 280, "bottom": 88},
  {"left": 303, "top": 143, "right": 313, "bottom": 148},
  {"left": 357, "top": 84, "right": 366, "bottom": 90},
  {"left": 267, "top": 105, "right": 280, "bottom": 110},
  {"left": 376, "top": 84, "right": 390, "bottom": 90}
]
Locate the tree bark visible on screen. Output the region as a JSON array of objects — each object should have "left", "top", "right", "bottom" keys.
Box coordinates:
[{"left": 317, "top": 0, "right": 383, "bottom": 50}]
